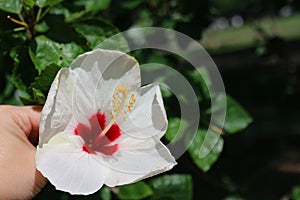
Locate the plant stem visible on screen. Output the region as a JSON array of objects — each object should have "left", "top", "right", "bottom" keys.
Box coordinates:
[
  {"left": 36, "top": 7, "right": 43, "bottom": 22},
  {"left": 17, "top": 13, "right": 27, "bottom": 27},
  {"left": 7, "top": 15, "right": 28, "bottom": 27},
  {"left": 17, "top": 13, "right": 33, "bottom": 39},
  {"left": 13, "top": 27, "right": 26, "bottom": 32},
  {"left": 37, "top": 6, "right": 51, "bottom": 23}
]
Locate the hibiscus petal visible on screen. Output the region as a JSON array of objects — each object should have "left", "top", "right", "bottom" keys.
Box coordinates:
[
  {"left": 36, "top": 133, "right": 110, "bottom": 195},
  {"left": 72, "top": 66, "right": 99, "bottom": 121},
  {"left": 39, "top": 68, "right": 76, "bottom": 145},
  {"left": 118, "top": 84, "right": 168, "bottom": 139},
  {"left": 70, "top": 49, "right": 141, "bottom": 115},
  {"left": 100, "top": 137, "right": 176, "bottom": 187}
]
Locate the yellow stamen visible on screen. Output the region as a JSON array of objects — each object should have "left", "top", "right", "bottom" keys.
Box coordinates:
[
  {"left": 96, "top": 85, "right": 136, "bottom": 141},
  {"left": 124, "top": 93, "right": 136, "bottom": 114}
]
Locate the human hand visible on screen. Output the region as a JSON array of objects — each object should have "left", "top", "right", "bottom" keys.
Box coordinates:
[{"left": 0, "top": 105, "right": 47, "bottom": 199}]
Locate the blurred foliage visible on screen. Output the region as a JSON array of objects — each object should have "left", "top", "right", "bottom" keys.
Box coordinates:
[
  {"left": 0, "top": 0, "right": 263, "bottom": 199},
  {"left": 291, "top": 185, "right": 300, "bottom": 200},
  {"left": 118, "top": 181, "right": 153, "bottom": 200}
]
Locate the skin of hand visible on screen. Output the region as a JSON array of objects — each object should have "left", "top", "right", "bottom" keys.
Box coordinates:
[{"left": 0, "top": 105, "right": 46, "bottom": 199}]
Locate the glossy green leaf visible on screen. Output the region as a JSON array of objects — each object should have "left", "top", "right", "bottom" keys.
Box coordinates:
[
  {"left": 99, "top": 186, "right": 111, "bottom": 200},
  {"left": 165, "top": 118, "right": 189, "bottom": 143},
  {"left": 35, "top": 0, "right": 63, "bottom": 7},
  {"left": 0, "top": 0, "right": 22, "bottom": 14},
  {"left": 149, "top": 174, "right": 193, "bottom": 200},
  {"left": 212, "top": 94, "right": 253, "bottom": 134},
  {"left": 188, "top": 129, "right": 223, "bottom": 172},
  {"left": 73, "top": 19, "right": 129, "bottom": 52},
  {"left": 29, "top": 35, "right": 84, "bottom": 73},
  {"left": 118, "top": 181, "right": 153, "bottom": 200}
]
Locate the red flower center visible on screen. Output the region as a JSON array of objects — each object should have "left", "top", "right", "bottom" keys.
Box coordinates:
[{"left": 74, "top": 113, "right": 121, "bottom": 155}]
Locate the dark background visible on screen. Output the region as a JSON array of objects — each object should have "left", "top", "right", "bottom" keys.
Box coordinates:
[
  {"left": 103, "top": 0, "right": 300, "bottom": 199},
  {"left": 1, "top": 0, "right": 300, "bottom": 199}
]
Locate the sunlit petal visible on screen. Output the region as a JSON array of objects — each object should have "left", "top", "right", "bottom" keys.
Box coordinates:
[
  {"left": 36, "top": 133, "right": 110, "bottom": 195},
  {"left": 118, "top": 84, "right": 168, "bottom": 139}
]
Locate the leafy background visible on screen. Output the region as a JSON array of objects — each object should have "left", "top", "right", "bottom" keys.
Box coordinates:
[{"left": 0, "top": 0, "right": 299, "bottom": 199}]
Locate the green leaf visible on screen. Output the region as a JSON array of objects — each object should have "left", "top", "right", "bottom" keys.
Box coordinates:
[
  {"left": 212, "top": 94, "right": 253, "bottom": 134},
  {"left": 0, "top": 0, "right": 22, "bottom": 13},
  {"left": 36, "top": 0, "right": 63, "bottom": 7},
  {"left": 188, "top": 129, "right": 223, "bottom": 172},
  {"left": 19, "top": 95, "right": 36, "bottom": 105},
  {"left": 165, "top": 118, "right": 189, "bottom": 143},
  {"left": 188, "top": 66, "right": 212, "bottom": 99},
  {"left": 118, "top": 181, "right": 153, "bottom": 200},
  {"left": 29, "top": 35, "right": 84, "bottom": 73},
  {"left": 30, "top": 63, "right": 60, "bottom": 98},
  {"left": 149, "top": 174, "right": 193, "bottom": 200},
  {"left": 36, "top": 21, "right": 50, "bottom": 33},
  {"left": 147, "top": 52, "right": 170, "bottom": 65},
  {"left": 23, "top": 0, "right": 35, "bottom": 9},
  {"left": 31, "top": 87, "right": 45, "bottom": 104},
  {"left": 10, "top": 73, "right": 27, "bottom": 94},
  {"left": 99, "top": 186, "right": 111, "bottom": 200},
  {"left": 73, "top": 19, "right": 129, "bottom": 52},
  {"left": 47, "top": 4, "right": 85, "bottom": 23}
]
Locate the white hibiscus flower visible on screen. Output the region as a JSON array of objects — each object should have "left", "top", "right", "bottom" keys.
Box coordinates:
[{"left": 36, "top": 49, "right": 176, "bottom": 195}]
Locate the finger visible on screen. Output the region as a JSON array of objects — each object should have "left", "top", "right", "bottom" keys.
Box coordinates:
[
  {"left": 22, "top": 106, "right": 42, "bottom": 144},
  {"left": 23, "top": 106, "right": 42, "bottom": 144},
  {"left": 0, "top": 105, "right": 42, "bottom": 144}
]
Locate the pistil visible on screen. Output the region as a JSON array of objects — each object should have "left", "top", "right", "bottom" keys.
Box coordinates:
[{"left": 95, "top": 85, "right": 132, "bottom": 143}]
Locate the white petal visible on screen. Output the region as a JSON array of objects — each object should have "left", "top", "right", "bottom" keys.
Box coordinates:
[
  {"left": 39, "top": 68, "right": 75, "bottom": 145},
  {"left": 118, "top": 84, "right": 168, "bottom": 139},
  {"left": 71, "top": 65, "right": 98, "bottom": 123},
  {"left": 70, "top": 49, "right": 141, "bottom": 114},
  {"left": 101, "top": 137, "right": 176, "bottom": 187},
  {"left": 36, "top": 133, "right": 110, "bottom": 195}
]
